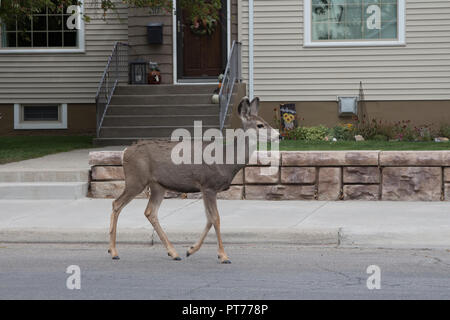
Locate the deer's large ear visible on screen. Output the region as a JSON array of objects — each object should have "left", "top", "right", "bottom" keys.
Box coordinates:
[
  {"left": 238, "top": 97, "right": 251, "bottom": 120},
  {"left": 249, "top": 97, "right": 260, "bottom": 116}
]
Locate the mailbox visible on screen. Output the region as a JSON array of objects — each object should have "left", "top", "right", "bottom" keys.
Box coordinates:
[{"left": 147, "top": 23, "right": 163, "bottom": 44}]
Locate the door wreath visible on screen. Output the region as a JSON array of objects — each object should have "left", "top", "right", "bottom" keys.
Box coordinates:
[{"left": 181, "top": 0, "right": 222, "bottom": 36}]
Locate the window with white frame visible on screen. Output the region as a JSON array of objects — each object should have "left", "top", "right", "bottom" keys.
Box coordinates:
[
  {"left": 304, "top": 0, "right": 405, "bottom": 47},
  {"left": 14, "top": 104, "right": 68, "bottom": 130},
  {"left": 1, "top": 0, "right": 83, "bottom": 51}
]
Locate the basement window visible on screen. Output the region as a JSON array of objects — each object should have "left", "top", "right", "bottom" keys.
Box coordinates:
[
  {"left": 14, "top": 103, "right": 68, "bottom": 130},
  {"left": 23, "top": 105, "right": 59, "bottom": 121}
]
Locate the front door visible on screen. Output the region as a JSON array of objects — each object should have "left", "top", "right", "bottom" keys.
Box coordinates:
[{"left": 176, "top": 0, "right": 227, "bottom": 80}]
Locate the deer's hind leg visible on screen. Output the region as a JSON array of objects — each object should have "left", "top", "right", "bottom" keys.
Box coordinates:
[
  {"left": 145, "top": 183, "right": 181, "bottom": 261},
  {"left": 186, "top": 219, "right": 212, "bottom": 258},
  {"left": 203, "top": 189, "right": 231, "bottom": 264},
  {"left": 108, "top": 182, "right": 145, "bottom": 260}
]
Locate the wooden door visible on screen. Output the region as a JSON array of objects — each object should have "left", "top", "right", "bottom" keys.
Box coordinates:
[{"left": 178, "top": 2, "right": 226, "bottom": 79}]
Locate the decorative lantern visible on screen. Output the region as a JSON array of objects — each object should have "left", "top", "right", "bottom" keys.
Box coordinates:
[
  {"left": 148, "top": 62, "right": 161, "bottom": 85},
  {"left": 129, "top": 60, "right": 147, "bottom": 84}
]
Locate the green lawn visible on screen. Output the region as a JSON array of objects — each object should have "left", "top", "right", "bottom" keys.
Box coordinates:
[
  {"left": 0, "top": 136, "right": 94, "bottom": 164},
  {"left": 279, "top": 140, "right": 450, "bottom": 151},
  {"left": 0, "top": 136, "right": 449, "bottom": 165}
]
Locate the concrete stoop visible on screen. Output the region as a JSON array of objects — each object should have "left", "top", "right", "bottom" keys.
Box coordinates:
[
  {"left": 0, "top": 170, "right": 89, "bottom": 200},
  {"left": 93, "top": 84, "right": 246, "bottom": 146}
]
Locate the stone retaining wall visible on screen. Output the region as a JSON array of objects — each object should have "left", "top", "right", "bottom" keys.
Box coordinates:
[{"left": 89, "top": 151, "right": 450, "bottom": 201}]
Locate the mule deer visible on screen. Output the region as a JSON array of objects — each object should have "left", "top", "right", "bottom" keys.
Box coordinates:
[{"left": 108, "top": 97, "right": 279, "bottom": 263}]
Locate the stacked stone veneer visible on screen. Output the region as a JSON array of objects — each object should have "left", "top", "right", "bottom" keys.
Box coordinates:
[{"left": 89, "top": 151, "right": 450, "bottom": 201}]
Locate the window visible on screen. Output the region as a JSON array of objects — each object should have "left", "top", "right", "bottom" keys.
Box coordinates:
[
  {"left": 0, "top": 0, "right": 84, "bottom": 52},
  {"left": 14, "top": 104, "right": 68, "bottom": 129},
  {"left": 304, "top": 0, "right": 405, "bottom": 47},
  {"left": 23, "top": 106, "right": 59, "bottom": 121}
]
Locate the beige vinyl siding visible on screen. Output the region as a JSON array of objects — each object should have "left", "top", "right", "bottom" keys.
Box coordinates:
[
  {"left": 128, "top": 8, "right": 174, "bottom": 84},
  {"left": 239, "top": 0, "right": 450, "bottom": 101},
  {"left": 0, "top": 1, "right": 128, "bottom": 104}
]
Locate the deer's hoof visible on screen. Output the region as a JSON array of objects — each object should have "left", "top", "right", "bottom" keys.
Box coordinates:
[
  {"left": 173, "top": 256, "right": 182, "bottom": 261},
  {"left": 112, "top": 256, "right": 120, "bottom": 260},
  {"left": 107, "top": 249, "right": 111, "bottom": 253},
  {"left": 221, "top": 259, "right": 232, "bottom": 264},
  {"left": 186, "top": 251, "right": 191, "bottom": 257}
]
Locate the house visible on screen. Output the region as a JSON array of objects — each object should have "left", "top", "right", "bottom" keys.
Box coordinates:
[
  {"left": 0, "top": 1, "right": 128, "bottom": 135},
  {"left": 239, "top": 0, "right": 450, "bottom": 127},
  {"left": 0, "top": 0, "right": 449, "bottom": 140}
]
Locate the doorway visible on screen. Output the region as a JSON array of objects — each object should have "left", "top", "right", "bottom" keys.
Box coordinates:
[{"left": 176, "top": 0, "right": 228, "bottom": 81}]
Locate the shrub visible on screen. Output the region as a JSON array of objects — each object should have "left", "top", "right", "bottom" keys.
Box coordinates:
[
  {"left": 354, "top": 118, "right": 391, "bottom": 140},
  {"left": 391, "top": 120, "right": 418, "bottom": 141},
  {"left": 285, "top": 125, "right": 329, "bottom": 141},
  {"left": 418, "top": 126, "right": 434, "bottom": 142},
  {"left": 355, "top": 119, "right": 434, "bottom": 142},
  {"left": 330, "top": 124, "right": 355, "bottom": 141},
  {"left": 372, "top": 134, "right": 388, "bottom": 141},
  {"left": 438, "top": 124, "right": 450, "bottom": 138}
]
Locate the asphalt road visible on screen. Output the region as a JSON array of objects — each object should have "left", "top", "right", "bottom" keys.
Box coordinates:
[{"left": 0, "top": 243, "right": 449, "bottom": 300}]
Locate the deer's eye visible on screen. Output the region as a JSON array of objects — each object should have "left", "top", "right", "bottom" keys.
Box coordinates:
[{"left": 257, "top": 124, "right": 264, "bottom": 128}]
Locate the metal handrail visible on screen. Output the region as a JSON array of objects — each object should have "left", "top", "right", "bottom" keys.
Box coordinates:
[
  {"left": 219, "top": 41, "right": 242, "bottom": 130},
  {"left": 95, "top": 41, "right": 129, "bottom": 137}
]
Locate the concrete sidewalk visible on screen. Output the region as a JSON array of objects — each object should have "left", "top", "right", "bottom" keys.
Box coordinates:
[
  {"left": 0, "top": 145, "right": 126, "bottom": 172},
  {"left": 0, "top": 199, "right": 449, "bottom": 249},
  {"left": 0, "top": 146, "right": 127, "bottom": 200}
]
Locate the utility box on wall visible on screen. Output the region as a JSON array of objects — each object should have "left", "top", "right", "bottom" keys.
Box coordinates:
[
  {"left": 338, "top": 96, "right": 358, "bottom": 117},
  {"left": 147, "top": 23, "right": 163, "bottom": 44}
]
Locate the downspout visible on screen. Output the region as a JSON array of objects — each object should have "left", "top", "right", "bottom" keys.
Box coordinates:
[
  {"left": 248, "top": 0, "right": 254, "bottom": 100},
  {"left": 227, "top": 0, "right": 231, "bottom": 55}
]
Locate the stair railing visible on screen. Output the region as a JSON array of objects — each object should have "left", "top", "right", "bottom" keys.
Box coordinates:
[
  {"left": 219, "top": 41, "right": 242, "bottom": 131},
  {"left": 95, "top": 42, "right": 129, "bottom": 137}
]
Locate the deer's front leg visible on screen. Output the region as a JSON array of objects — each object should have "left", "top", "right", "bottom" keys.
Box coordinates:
[
  {"left": 109, "top": 190, "right": 137, "bottom": 260},
  {"left": 145, "top": 184, "right": 181, "bottom": 261},
  {"left": 203, "top": 190, "right": 231, "bottom": 264}
]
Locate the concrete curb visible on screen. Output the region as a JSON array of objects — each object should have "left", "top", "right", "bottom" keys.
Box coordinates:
[
  {"left": 2, "top": 227, "right": 449, "bottom": 249},
  {"left": 0, "top": 227, "right": 341, "bottom": 246},
  {"left": 339, "top": 230, "right": 450, "bottom": 249}
]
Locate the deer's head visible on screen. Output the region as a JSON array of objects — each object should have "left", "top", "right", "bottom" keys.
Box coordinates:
[{"left": 238, "top": 97, "right": 279, "bottom": 142}]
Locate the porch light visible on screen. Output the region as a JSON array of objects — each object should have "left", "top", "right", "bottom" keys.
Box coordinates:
[{"left": 129, "top": 60, "right": 148, "bottom": 85}]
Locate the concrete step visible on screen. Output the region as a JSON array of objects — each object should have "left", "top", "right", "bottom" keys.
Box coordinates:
[
  {"left": 110, "top": 94, "right": 213, "bottom": 105},
  {"left": 107, "top": 104, "right": 221, "bottom": 116},
  {"left": 99, "top": 125, "right": 223, "bottom": 138},
  {"left": 0, "top": 170, "right": 89, "bottom": 183},
  {"left": 101, "top": 115, "right": 220, "bottom": 127},
  {"left": 0, "top": 182, "right": 88, "bottom": 200},
  {"left": 115, "top": 84, "right": 217, "bottom": 95}
]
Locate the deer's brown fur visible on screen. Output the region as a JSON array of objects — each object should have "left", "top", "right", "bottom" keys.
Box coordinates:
[{"left": 108, "top": 97, "right": 278, "bottom": 263}]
